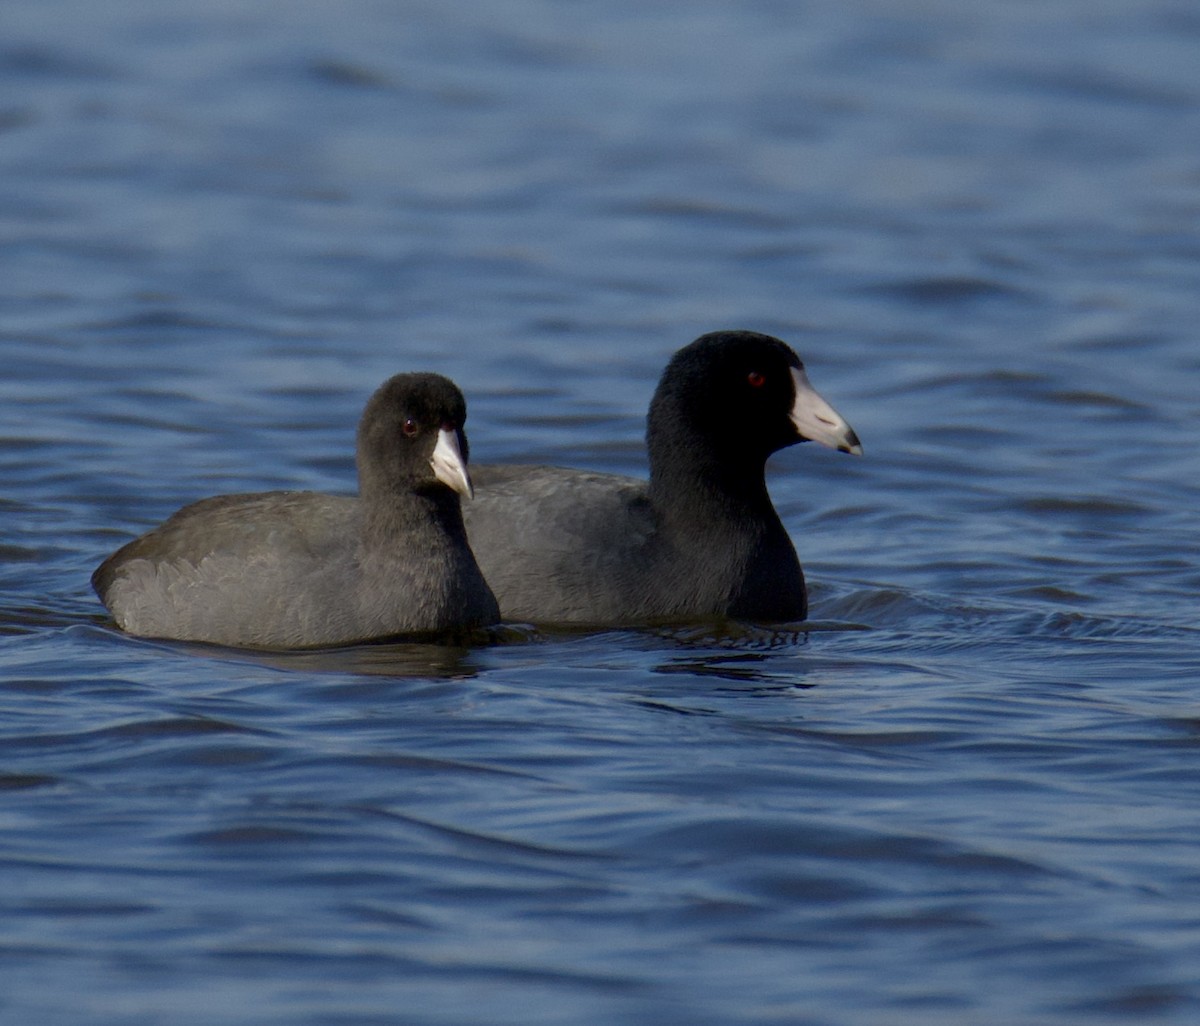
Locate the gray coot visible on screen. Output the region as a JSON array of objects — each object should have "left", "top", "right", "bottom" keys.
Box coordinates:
[
  {"left": 463, "top": 331, "right": 861, "bottom": 626},
  {"left": 93, "top": 373, "right": 500, "bottom": 649}
]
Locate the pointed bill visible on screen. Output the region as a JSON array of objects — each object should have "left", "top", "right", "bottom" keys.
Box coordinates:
[
  {"left": 430, "top": 426, "right": 474, "bottom": 498},
  {"left": 789, "top": 367, "right": 863, "bottom": 455}
]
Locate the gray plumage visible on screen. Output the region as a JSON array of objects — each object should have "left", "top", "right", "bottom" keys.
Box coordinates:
[
  {"left": 463, "top": 331, "right": 861, "bottom": 626},
  {"left": 93, "top": 373, "right": 499, "bottom": 649}
]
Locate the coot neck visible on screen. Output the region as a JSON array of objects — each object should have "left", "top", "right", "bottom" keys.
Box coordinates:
[
  {"left": 646, "top": 434, "right": 781, "bottom": 538},
  {"left": 360, "top": 478, "right": 468, "bottom": 548}
]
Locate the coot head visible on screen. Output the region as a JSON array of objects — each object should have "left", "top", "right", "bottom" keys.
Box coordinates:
[
  {"left": 647, "top": 330, "right": 862, "bottom": 467},
  {"left": 357, "top": 372, "right": 474, "bottom": 500}
]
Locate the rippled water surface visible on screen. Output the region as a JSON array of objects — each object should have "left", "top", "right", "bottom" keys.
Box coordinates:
[{"left": 4, "top": 1, "right": 1200, "bottom": 1023}]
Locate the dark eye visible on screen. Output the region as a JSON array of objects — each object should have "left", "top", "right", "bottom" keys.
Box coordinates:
[
  {"left": 401, "top": 418, "right": 419, "bottom": 437},
  {"left": 747, "top": 371, "right": 766, "bottom": 388}
]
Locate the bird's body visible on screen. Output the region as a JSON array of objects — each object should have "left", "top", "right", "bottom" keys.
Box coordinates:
[
  {"left": 93, "top": 373, "right": 499, "bottom": 649},
  {"left": 466, "top": 462, "right": 806, "bottom": 625},
  {"left": 464, "top": 331, "right": 860, "bottom": 627}
]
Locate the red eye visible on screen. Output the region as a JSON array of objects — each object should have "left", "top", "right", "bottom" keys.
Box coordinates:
[
  {"left": 747, "top": 371, "right": 766, "bottom": 388},
  {"left": 401, "top": 418, "right": 419, "bottom": 437}
]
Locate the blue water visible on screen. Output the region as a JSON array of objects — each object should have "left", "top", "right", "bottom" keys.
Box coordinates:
[{"left": 4, "top": 1, "right": 1200, "bottom": 1023}]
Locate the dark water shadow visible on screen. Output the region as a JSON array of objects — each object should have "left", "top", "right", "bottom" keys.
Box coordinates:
[{"left": 75, "top": 621, "right": 540, "bottom": 681}]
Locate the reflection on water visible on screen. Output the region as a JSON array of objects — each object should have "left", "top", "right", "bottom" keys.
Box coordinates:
[{"left": 160, "top": 629, "right": 523, "bottom": 681}]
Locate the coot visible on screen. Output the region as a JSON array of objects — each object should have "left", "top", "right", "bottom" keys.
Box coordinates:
[
  {"left": 463, "top": 331, "right": 861, "bottom": 625},
  {"left": 93, "top": 373, "right": 500, "bottom": 648}
]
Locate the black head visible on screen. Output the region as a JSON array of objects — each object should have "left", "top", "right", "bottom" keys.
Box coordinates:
[
  {"left": 356, "top": 372, "right": 473, "bottom": 499},
  {"left": 647, "top": 330, "right": 861, "bottom": 469}
]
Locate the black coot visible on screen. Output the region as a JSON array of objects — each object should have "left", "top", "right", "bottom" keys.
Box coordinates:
[
  {"left": 464, "top": 331, "right": 861, "bottom": 626},
  {"left": 93, "top": 373, "right": 500, "bottom": 648}
]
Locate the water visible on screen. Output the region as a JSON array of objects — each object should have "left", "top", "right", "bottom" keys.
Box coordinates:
[{"left": 3, "top": 1, "right": 1200, "bottom": 1022}]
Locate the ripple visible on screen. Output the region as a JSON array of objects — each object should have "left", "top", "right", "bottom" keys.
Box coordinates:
[
  {"left": 1046, "top": 389, "right": 1151, "bottom": 412},
  {"left": 819, "top": 587, "right": 957, "bottom": 627},
  {"left": 1017, "top": 495, "right": 1151, "bottom": 518},
  {"left": 0, "top": 44, "right": 117, "bottom": 80},
  {"left": 611, "top": 197, "right": 794, "bottom": 230},
  {"left": 1065, "top": 985, "right": 1198, "bottom": 1017},
  {"left": 1000, "top": 65, "right": 1196, "bottom": 109},
  {"left": 305, "top": 58, "right": 394, "bottom": 90},
  {"left": 14, "top": 898, "right": 156, "bottom": 919},
  {"left": 1017, "top": 610, "right": 1200, "bottom": 642},
  {"left": 184, "top": 825, "right": 330, "bottom": 847},
  {"left": 103, "top": 716, "right": 267, "bottom": 740},
  {"left": 643, "top": 815, "right": 1057, "bottom": 882},
  {"left": 0, "top": 773, "right": 59, "bottom": 790},
  {"left": 364, "top": 806, "right": 609, "bottom": 864},
  {"left": 862, "top": 275, "right": 1032, "bottom": 305}
]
